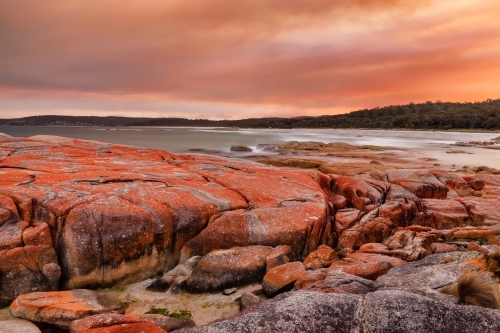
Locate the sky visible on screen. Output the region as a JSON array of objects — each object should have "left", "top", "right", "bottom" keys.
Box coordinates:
[{"left": 1, "top": 0, "right": 500, "bottom": 120}]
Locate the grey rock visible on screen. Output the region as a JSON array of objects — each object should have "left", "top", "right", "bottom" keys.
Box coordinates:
[
  {"left": 183, "top": 246, "right": 272, "bottom": 293},
  {"left": 361, "top": 290, "right": 500, "bottom": 333},
  {"left": 177, "top": 291, "right": 363, "bottom": 333},
  {"left": 138, "top": 314, "right": 196, "bottom": 331},
  {"left": 177, "top": 289, "right": 500, "bottom": 333},
  {"left": 297, "top": 270, "right": 375, "bottom": 295},
  {"left": 239, "top": 292, "right": 261, "bottom": 311},
  {"left": 0, "top": 319, "right": 42, "bottom": 333},
  {"left": 230, "top": 145, "right": 252, "bottom": 152},
  {"left": 375, "top": 251, "right": 485, "bottom": 290}
]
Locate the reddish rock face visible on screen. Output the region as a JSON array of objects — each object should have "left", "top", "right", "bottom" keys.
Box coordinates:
[
  {"left": 262, "top": 262, "right": 307, "bottom": 297},
  {"left": 386, "top": 170, "right": 449, "bottom": 199},
  {"left": 414, "top": 199, "right": 471, "bottom": 229},
  {"left": 70, "top": 313, "right": 193, "bottom": 333},
  {"left": 303, "top": 245, "right": 337, "bottom": 270},
  {"left": 184, "top": 245, "right": 273, "bottom": 292},
  {"left": 22, "top": 222, "right": 53, "bottom": 247},
  {"left": 430, "top": 243, "right": 458, "bottom": 254},
  {"left": 0, "top": 135, "right": 329, "bottom": 296},
  {"left": 0, "top": 245, "right": 60, "bottom": 306},
  {"left": 295, "top": 270, "right": 375, "bottom": 295},
  {"left": 9, "top": 289, "right": 123, "bottom": 329},
  {"left": 328, "top": 253, "right": 406, "bottom": 280},
  {"left": 266, "top": 245, "right": 294, "bottom": 271}
]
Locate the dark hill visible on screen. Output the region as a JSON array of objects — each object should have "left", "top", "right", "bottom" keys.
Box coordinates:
[{"left": 1, "top": 99, "right": 500, "bottom": 130}]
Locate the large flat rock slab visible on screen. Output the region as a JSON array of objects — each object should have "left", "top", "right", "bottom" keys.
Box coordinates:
[
  {"left": 0, "top": 135, "right": 329, "bottom": 298},
  {"left": 9, "top": 289, "right": 123, "bottom": 329}
]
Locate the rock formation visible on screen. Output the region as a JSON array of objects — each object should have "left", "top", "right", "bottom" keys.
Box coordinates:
[{"left": 4, "top": 133, "right": 500, "bottom": 331}]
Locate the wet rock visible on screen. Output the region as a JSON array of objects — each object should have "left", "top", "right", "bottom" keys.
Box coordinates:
[
  {"left": 329, "top": 252, "right": 406, "bottom": 280},
  {"left": 303, "top": 245, "right": 337, "bottom": 270},
  {"left": 10, "top": 289, "right": 123, "bottom": 329},
  {"left": 239, "top": 292, "right": 262, "bottom": 311},
  {"left": 230, "top": 145, "right": 252, "bottom": 152},
  {"left": 257, "top": 158, "right": 323, "bottom": 169},
  {"left": 0, "top": 245, "right": 60, "bottom": 306},
  {"left": 184, "top": 246, "right": 272, "bottom": 292},
  {"left": 262, "top": 262, "right": 307, "bottom": 297}
]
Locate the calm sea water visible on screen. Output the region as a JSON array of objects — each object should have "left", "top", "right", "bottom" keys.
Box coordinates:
[{"left": 1, "top": 126, "right": 499, "bottom": 168}]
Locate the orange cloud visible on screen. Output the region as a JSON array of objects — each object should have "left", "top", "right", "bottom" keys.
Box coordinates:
[{"left": 0, "top": 0, "right": 499, "bottom": 118}]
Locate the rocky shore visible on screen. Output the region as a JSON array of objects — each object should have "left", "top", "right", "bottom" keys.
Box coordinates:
[{"left": 2, "top": 132, "right": 500, "bottom": 332}]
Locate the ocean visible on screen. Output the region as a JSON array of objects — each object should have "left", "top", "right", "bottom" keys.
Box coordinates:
[{"left": 1, "top": 126, "right": 499, "bottom": 168}]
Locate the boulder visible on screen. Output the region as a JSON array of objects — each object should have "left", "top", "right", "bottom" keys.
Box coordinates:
[
  {"left": 375, "top": 251, "right": 487, "bottom": 291},
  {"left": 230, "top": 145, "right": 252, "bottom": 152},
  {"left": 390, "top": 179, "right": 442, "bottom": 199},
  {"left": 0, "top": 135, "right": 329, "bottom": 290},
  {"left": 0, "top": 219, "right": 27, "bottom": 251},
  {"left": 265, "top": 245, "right": 294, "bottom": 271},
  {"left": 361, "top": 289, "right": 500, "bottom": 333},
  {"left": 174, "top": 290, "right": 500, "bottom": 333},
  {"left": 10, "top": 289, "right": 123, "bottom": 329},
  {"left": 22, "top": 222, "right": 53, "bottom": 247},
  {"left": 338, "top": 216, "right": 395, "bottom": 250},
  {"left": 180, "top": 204, "right": 327, "bottom": 261},
  {"left": 430, "top": 243, "right": 458, "bottom": 254},
  {"left": 176, "top": 291, "right": 364, "bottom": 333},
  {"left": 183, "top": 246, "right": 272, "bottom": 292},
  {"left": 295, "top": 270, "right": 375, "bottom": 294},
  {"left": 414, "top": 199, "right": 471, "bottom": 229},
  {"left": 0, "top": 245, "right": 60, "bottom": 306},
  {"left": 0, "top": 319, "right": 42, "bottom": 333},
  {"left": 262, "top": 262, "right": 307, "bottom": 297},
  {"left": 432, "top": 170, "right": 473, "bottom": 197},
  {"left": 382, "top": 227, "right": 441, "bottom": 261},
  {"left": 330, "top": 175, "right": 388, "bottom": 210},
  {"left": 457, "top": 197, "right": 500, "bottom": 226},
  {"left": 303, "top": 245, "right": 337, "bottom": 270},
  {"left": 70, "top": 313, "right": 194, "bottom": 333},
  {"left": 387, "top": 169, "right": 449, "bottom": 199},
  {"left": 328, "top": 252, "right": 406, "bottom": 280},
  {"left": 239, "top": 292, "right": 262, "bottom": 311},
  {"left": 70, "top": 314, "right": 166, "bottom": 332}
]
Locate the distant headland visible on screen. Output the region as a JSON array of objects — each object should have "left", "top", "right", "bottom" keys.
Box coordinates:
[{"left": 1, "top": 99, "right": 500, "bottom": 130}]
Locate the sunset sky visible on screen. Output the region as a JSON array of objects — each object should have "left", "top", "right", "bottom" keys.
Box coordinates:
[{"left": 1, "top": 0, "right": 500, "bottom": 119}]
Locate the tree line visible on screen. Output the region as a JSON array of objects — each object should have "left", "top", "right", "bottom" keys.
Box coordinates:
[{"left": 1, "top": 99, "right": 500, "bottom": 130}]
